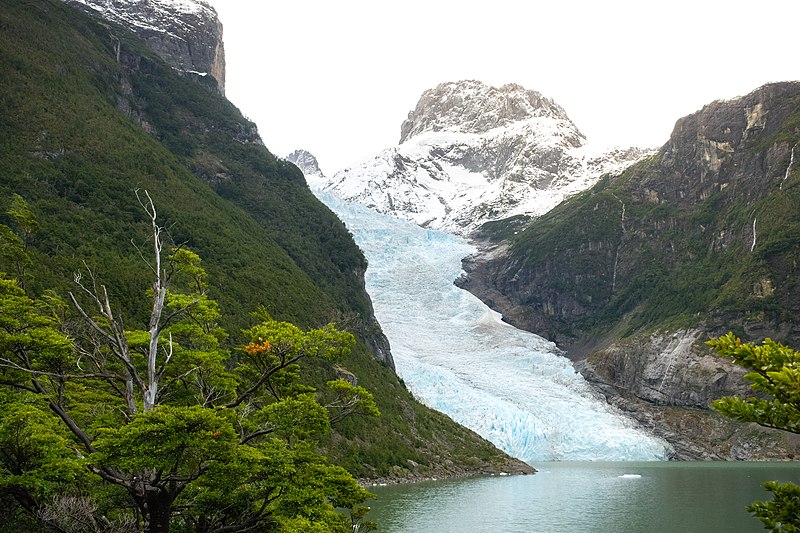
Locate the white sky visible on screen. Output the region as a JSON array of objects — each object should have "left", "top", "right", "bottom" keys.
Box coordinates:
[{"left": 209, "top": 0, "right": 799, "bottom": 176}]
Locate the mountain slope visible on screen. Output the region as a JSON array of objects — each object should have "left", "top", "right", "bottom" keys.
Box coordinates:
[
  {"left": 316, "top": 81, "right": 652, "bottom": 234},
  {"left": 458, "top": 82, "right": 800, "bottom": 457},
  {"left": 0, "top": 0, "right": 528, "bottom": 483},
  {"left": 464, "top": 82, "right": 800, "bottom": 346}
]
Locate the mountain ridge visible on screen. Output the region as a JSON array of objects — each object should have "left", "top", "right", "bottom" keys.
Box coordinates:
[{"left": 314, "top": 80, "right": 654, "bottom": 234}]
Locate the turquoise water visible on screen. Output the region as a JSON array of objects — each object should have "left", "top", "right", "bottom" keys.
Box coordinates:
[{"left": 367, "top": 462, "right": 800, "bottom": 532}]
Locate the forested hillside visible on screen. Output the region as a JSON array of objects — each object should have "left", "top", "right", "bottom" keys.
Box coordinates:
[{"left": 0, "top": 1, "right": 529, "bottom": 529}]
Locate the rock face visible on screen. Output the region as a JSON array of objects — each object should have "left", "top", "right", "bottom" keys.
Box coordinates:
[
  {"left": 580, "top": 329, "right": 751, "bottom": 408},
  {"left": 316, "top": 81, "right": 653, "bottom": 234},
  {"left": 459, "top": 81, "right": 800, "bottom": 458},
  {"left": 399, "top": 81, "right": 573, "bottom": 142},
  {"left": 286, "top": 149, "right": 327, "bottom": 186},
  {"left": 577, "top": 329, "right": 800, "bottom": 460},
  {"left": 66, "top": 0, "right": 225, "bottom": 94}
]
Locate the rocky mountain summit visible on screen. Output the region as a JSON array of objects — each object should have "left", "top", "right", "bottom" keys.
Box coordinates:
[
  {"left": 315, "top": 80, "right": 652, "bottom": 234},
  {"left": 286, "top": 149, "right": 327, "bottom": 186},
  {"left": 65, "top": 0, "right": 225, "bottom": 94},
  {"left": 399, "top": 81, "right": 572, "bottom": 142}
]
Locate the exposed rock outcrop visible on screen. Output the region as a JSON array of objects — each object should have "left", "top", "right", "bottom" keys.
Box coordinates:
[
  {"left": 286, "top": 149, "right": 327, "bottom": 187},
  {"left": 66, "top": 0, "right": 226, "bottom": 94},
  {"left": 577, "top": 328, "right": 800, "bottom": 459},
  {"left": 398, "top": 81, "right": 574, "bottom": 142},
  {"left": 580, "top": 329, "right": 749, "bottom": 407}
]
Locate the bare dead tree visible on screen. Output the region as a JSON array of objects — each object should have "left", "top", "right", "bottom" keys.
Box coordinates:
[{"left": 67, "top": 189, "right": 200, "bottom": 413}]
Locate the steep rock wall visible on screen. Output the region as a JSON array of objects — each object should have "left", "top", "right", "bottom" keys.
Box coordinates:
[{"left": 66, "top": 0, "right": 226, "bottom": 94}]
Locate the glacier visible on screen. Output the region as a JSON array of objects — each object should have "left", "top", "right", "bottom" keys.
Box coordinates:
[{"left": 315, "top": 191, "right": 670, "bottom": 463}]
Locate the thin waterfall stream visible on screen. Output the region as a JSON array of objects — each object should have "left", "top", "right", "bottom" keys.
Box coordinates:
[{"left": 316, "top": 191, "right": 669, "bottom": 462}]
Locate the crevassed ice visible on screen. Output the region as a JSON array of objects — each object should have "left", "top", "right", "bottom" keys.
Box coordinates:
[{"left": 315, "top": 191, "right": 670, "bottom": 462}]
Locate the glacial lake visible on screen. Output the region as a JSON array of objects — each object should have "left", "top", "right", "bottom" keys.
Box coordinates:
[{"left": 367, "top": 462, "right": 800, "bottom": 532}]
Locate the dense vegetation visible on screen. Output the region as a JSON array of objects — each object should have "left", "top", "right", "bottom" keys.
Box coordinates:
[
  {"left": 0, "top": 198, "right": 379, "bottom": 531},
  {"left": 709, "top": 334, "right": 800, "bottom": 530},
  {"left": 0, "top": 1, "right": 526, "bottom": 528}
]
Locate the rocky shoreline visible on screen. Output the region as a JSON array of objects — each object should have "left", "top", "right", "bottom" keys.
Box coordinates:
[{"left": 360, "top": 464, "right": 535, "bottom": 488}]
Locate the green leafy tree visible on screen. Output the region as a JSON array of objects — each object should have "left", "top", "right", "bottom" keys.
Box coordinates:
[
  {"left": 0, "top": 193, "right": 379, "bottom": 532},
  {"left": 0, "top": 194, "right": 38, "bottom": 291},
  {"left": 708, "top": 332, "right": 800, "bottom": 531}
]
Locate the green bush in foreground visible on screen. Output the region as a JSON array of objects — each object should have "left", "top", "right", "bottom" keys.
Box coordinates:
[{"left": 709, "top": 333, "right": 800, "bottom": 531}]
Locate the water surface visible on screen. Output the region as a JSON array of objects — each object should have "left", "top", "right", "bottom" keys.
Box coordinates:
[{"left": 368, "top": 462, "right": 800, "bottom": 532}]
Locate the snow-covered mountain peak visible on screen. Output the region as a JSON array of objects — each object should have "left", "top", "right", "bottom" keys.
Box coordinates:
[
  {"left": 399, "top": 80, "right": 581, "bottom": 144},
  {"left": 286, "top": 149, "right": 326, "bottom": 187},
  {"left": 312, "top": 81, "right": 655, "bottom": 235}
]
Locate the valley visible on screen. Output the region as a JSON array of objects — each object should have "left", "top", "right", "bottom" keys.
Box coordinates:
[{"left": 3, "top": 0, "right": 800, "bottom": 530}]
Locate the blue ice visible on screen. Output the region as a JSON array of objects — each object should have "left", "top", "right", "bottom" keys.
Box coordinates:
[{"left": 315, "top": 191, "right": 670, "bottom": 462}]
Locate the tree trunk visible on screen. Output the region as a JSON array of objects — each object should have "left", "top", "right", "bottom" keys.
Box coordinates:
[{"left": 144, "top": 491, "right": 173, "bottom": 533}]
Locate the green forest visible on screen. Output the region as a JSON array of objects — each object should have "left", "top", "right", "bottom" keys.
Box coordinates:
[{"left": 0, "top": 1, "right": 525, "bottom": 530}]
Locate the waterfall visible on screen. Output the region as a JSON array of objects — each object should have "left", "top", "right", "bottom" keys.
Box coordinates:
[
  {"left": 315, "top": 191, "right": 670, "bottom": 463},
  {"left": 781, "top": 146, "right": 795, "bottom": 190}
]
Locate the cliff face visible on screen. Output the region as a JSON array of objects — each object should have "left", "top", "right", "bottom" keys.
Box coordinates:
[
  {"left": 459, "top": 82, "right": 800, "bottom": 458},
  {"left": 66, "top": 0, "right": 226, "bottom": 94},
  {"left": 463, "top": 81, "right": 800, "bottom": 347}
]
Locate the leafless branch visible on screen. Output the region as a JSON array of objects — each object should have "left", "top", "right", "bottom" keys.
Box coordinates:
[{"left": 221, "top": 353, "right": 305, "bottom": 409}]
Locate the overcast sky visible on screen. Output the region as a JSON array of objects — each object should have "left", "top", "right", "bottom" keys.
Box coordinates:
[{"left": 208, "top": 1, "right": 799, "bottom": 176}]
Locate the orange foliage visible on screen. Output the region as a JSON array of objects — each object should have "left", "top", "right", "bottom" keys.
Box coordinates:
[{"left": 244, "top": 337, "right": 271, "bottom": 355}]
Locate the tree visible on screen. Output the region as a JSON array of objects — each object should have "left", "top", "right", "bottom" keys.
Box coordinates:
[
  {"left": 708, "top": 332, "right": 800, "bottom": 531},
  {"left": 0, "top": 192, "right": 379, "bottom": 532},
  {"left": 0, "top": 193, "right": 38, "bottom": 291}
]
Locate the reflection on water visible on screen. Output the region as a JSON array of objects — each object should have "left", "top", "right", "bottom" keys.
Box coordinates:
[{"left": 368, "top": 462, "right": 800, "bottom": 533}]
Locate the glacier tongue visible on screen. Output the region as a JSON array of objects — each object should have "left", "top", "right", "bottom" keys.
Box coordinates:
[{"left": 316, "top": 190, "right": 670, "bottom": 462}]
